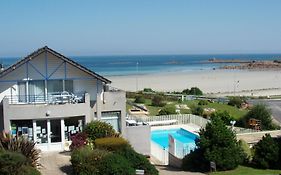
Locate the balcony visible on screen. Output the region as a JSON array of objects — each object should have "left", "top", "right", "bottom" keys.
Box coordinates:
[
  {"left": 6, "top": 91, "right": 85, "bottom": 105},
  {"left": 2, "top": 93, "right": 91, "bottom": 121}
]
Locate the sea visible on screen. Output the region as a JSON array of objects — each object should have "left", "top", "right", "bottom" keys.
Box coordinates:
[{"left": 1, "top": 54, "right": 281, "bottom": 76}]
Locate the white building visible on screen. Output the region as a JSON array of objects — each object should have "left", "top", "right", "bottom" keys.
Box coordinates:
[{"left": 0, "top": 46, "right": 126, "bottom": 151}]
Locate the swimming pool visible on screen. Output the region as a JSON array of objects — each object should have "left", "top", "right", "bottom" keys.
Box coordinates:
[{"left": 151, "top": 128, "right": 198, "bottom": 149}]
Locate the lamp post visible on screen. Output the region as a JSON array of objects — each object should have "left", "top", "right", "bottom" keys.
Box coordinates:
[{"left": 136, "top": 62, "right": 139, "bottom": 92}]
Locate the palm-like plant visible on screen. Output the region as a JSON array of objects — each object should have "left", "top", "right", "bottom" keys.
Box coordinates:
[{"left": 0, "top": 132, "right": 41, "bottom": 167}]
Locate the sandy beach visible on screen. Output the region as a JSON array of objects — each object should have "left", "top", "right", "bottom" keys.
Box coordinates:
[{"left": 108, "top": 70, "right": 281, "bottom": 97}]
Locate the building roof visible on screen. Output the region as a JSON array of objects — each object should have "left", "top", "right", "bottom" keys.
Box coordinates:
[{"left": 0, "top": 46, "right": 111, "bottom": 83}]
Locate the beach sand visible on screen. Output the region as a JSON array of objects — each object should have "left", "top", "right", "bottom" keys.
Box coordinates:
[{"left": 107, "top": 70, "right": 281, "bottom": 97}]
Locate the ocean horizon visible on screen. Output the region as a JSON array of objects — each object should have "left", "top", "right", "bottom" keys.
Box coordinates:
[{"left": 1, "top": 53, "right": 281, "bottom": 76}]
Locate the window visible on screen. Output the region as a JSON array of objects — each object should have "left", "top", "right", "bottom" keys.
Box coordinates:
[
  {"left": 64, "top": 116, "right": 85, "bottom": 141},
  {"left": 18, "top": 82, "right": 26, "bottom": 102},
  {"left": 65, "top": 80, "right": 73, "bottom": 93},
  {"left": 101, "top": 111, "right": 121, "bottom": 132},
  {"left": 11, "top": 120, "right": 33, "bottom": 141},
  {"left": 47, "top": 80, "right": 63, "bottom": 93},
  {"left": 28, "top": 80, "right": 45, "bottom": 102}
]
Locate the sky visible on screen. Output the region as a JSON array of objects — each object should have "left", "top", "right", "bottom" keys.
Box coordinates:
[{"left": 0, "top": 0, "right": 281, "bottom": 56}]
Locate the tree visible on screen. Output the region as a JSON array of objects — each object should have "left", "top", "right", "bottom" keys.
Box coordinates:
[
  {"left": 182, "top": 87, "right": 203, "bottom": 95},
  {"left": 182, "top": 116, "right": 245, "bottom": 171},
  {"left": 210, "top": 111, "right": 235, "bottom": 125},
  {"left": 190, "top": 87, "right": 203, "bottom": 95},
  {"left": 243, "top": 104, "right": 274, "bottom": 130},
  {"left": 134, "top": 96, "right": 145, "bottom": 103},
  {"left": 252, "top": 134, "right": 279, "bottom": 169}
]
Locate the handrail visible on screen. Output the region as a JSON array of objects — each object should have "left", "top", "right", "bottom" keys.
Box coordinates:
[{"left": 4, "top": 92, "right": 86, "bottom": 105}]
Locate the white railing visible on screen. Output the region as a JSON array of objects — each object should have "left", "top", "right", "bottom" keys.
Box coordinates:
[
  {"left": 128, "top": 114, "right": 209, "bottom": 128},
  {"left": 151, "top": 141, "right": 168, "bottom": 165}
]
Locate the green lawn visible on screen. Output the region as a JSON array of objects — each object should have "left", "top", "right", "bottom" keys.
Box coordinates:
[
  {"left": 184, "top": 100, "right": 248, "bottom": 120},
  {"left": 127, "top": 98, "right": 248, "bottom": 119},
  {"left": 210, "top": 166, "right": 281, "bottom": 175}
]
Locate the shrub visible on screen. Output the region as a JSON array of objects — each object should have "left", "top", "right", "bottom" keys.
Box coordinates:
[
  {"left": 20, "top": 165, "right": 41, "bottom": 175},
  {"left": 151, "top": 95, "right": 166, "bottom": 107},
  {"left": 182, "top": 116, "right": 245, "bottom": 171},
  {"left": 182, "top": 148, "right": 209, "bottom": 172},
  {"left": 228, "top": 97, "right": 244, "bottom": 108},
  {"left": 242, "top": 104, "right": 275, "bottom": 130},
  {"left": 158, "top": 106, "right": 176, "bottom": 115},
  {"left": 191, "top": 106, "right": 204, "bottom": 116},
  {"left": 252, "top": 134, "right": 279, "bottom": 169},
  {"left": 238, "top": 140, "right": 252, "bottom": 163},
  {"left": 135, "top": 96, "right": 146, "bottom": 103},
  {"left": 210, "top": 111, "right": 234, "bottom": 125},
  {"left": 71, "top": 146, "right": 109, "bottom": 175},
  {"left": 116, "top": 146, "right": 158, "bottom": 175},
  {"left": 84, "top": 121, "right": 117, "bottom": 141},
  {"left": 0, "top": 151, "right": 27, "bottom": 175},
  {"left": 70, "top": 132, "right": 88, "bottom": 150},
  {"left": 0, "top": 132, "right": 40, "bottom": 167},
  {"left": 182, "top": 88, "right": 190, "bottom": 94},
  {"left": 198, "top": 100, "right": 208, "bottom": 105},
  {"left": 95, "top": 137, "right": 129, "bottom": 151},
  {"left": 97, "top": 153, "right": 135, "bottom": 175}
]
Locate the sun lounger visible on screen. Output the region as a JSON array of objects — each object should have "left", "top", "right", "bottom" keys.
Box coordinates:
[{"left": 147, "top": 119, "right": 177, "bottom": 126}]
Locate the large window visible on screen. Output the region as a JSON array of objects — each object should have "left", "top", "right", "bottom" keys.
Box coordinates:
[
  {"left": 65, "top": 80, "right": 73, "bottom": 93},
  {"left": 18, "top": 82, "right": 26, "bottom": 102},
  {"left": 101, "top": 111, "right": 121, "bottom": 132},
  {"left": 11, "top": 120, "right": 33, "bottom": 141},
  {"left": 64, "top": 116, "right": 84, "bottom": 141},
  {"left": 47, "top": 80, "right": 63, "bottom": 94},
  {"left": 28, "top": 80, "right": 45, "bottom": 102}
]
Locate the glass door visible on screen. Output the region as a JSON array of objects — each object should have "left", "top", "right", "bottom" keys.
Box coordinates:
[{"left": 50, "top": 119, "right": 62, "bottom": 143}]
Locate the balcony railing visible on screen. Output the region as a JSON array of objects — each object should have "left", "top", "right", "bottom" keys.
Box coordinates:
[{"left": 5, "top": 91, "right": 85, "bottom": 105}]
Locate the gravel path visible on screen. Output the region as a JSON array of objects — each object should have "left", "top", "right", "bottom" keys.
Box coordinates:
[{"left": 39, "top": 151, "right": 72, "bottom": 175}]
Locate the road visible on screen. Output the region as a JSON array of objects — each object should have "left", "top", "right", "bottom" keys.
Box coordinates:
[{"left": 248, "top": 99, "right": 281, "bottom": 124}]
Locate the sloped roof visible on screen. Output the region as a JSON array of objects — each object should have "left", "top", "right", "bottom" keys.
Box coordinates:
[{"left": 0, "top": 46, "right": 111, "bottom": 83}]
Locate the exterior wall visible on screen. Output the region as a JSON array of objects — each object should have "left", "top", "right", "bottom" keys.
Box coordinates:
[
  {"left": 2, "top": 93, "right": 91, "bottom": 132},
  {"left": 125, "top": 125, "right": 151, "bottom": 156},
  {"left": 101, "top": 90, "right": 126, "bottom": 135}
]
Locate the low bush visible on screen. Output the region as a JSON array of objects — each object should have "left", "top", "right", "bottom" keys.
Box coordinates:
[
  {"left": 135, "top": 96, "right": 146, "bottom": 103},
  {"left": 158, "top": 106, "right": 176, "bottom": 115},
  {"left": 151, "top": 95, "right": 166, "bottom": 107},
  {"left": 252, "top": 134, "right": 279, "bottom": 169},
  {"left": 0, "top": 132, "right": 40, "bottom": 167},
  {"left": 70, "top": 132, "right": 88, "bottom": 150},
  {"left": 198, "top": 100, "right": 208, "bottom": 105},
  {"left": 116, "top": 146, "right": 158, "bottom": 175},
  {"left": 97, "top": 153, "right": 135, "bottom": 175},
  {"left": 191, "top": 106, "right": 204, "bottom": 116},
  {"left": 0, "top": 151, "right": 27, "bottom": 175},
  {"left": 182, "top": 148, "right": 209, "bottom": 172},
  {"left": 239, "top": 140, "right": 252, "bottom": 163},
  {"left": 20, "top": 165, "right": 41, "bottom": 175},
  {"left": 228, "top": 97, "right": 244, "bottom": 108},
  {"left": 84, "top": 121, "right": 117, "bottom": 141},
  {"left": 71, "top": 146, "right": 109, "bottom": 175},
  {"left": 95, "top": 137, "right": 129, "bottom": 151}
]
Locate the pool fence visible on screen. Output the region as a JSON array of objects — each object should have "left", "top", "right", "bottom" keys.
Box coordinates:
[{"left": 127, "top": 114, "right": 209, "bottom": 128}]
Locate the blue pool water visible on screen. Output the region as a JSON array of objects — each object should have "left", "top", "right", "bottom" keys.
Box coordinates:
[{"left": 151, "top": 128, "right": 198, "bottom": 149}]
